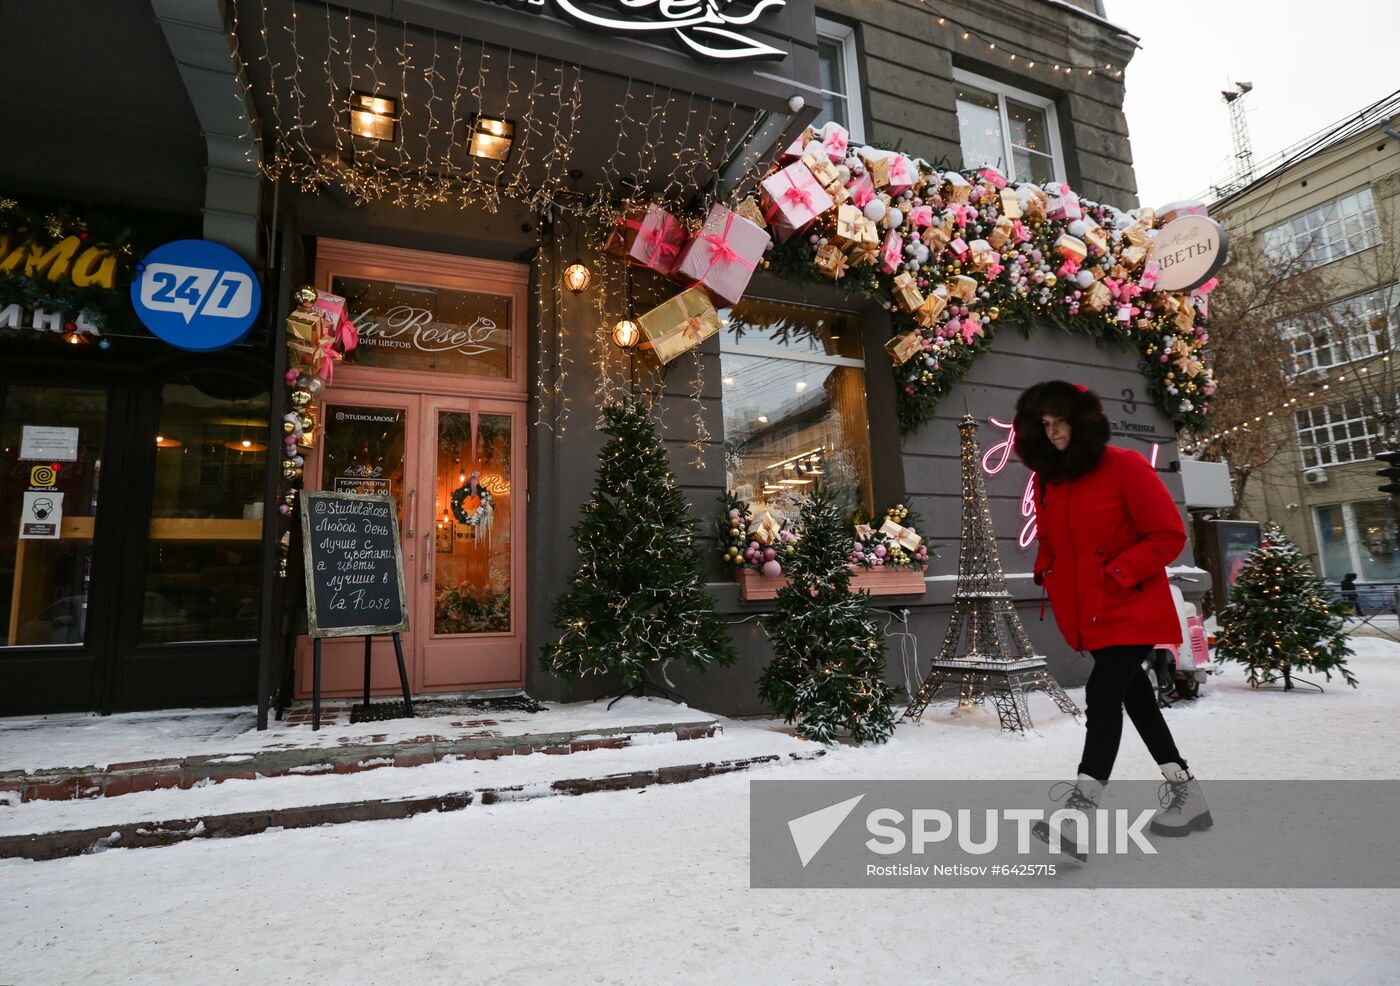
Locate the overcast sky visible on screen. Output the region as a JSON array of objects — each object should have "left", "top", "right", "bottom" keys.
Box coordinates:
[{"left": 1112, "top": 0, "right": 1398, "bottom": 209}]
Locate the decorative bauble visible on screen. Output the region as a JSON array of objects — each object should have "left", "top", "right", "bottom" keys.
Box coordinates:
[
  {"left": 1068, "top": 219, "right": 1088, "bottom": 237},
  {"left": 885, "top": 208, "right": 903, "bottom": 228},
  {"left": 785, "top": 546, "right": 795, "bottom": 556},
  {"left": 283, "top": 420, "right": 296, "bottom": 433},
  {"left": 284, "top": 434, "right": 297, "bottom": 446},
  {"left": 762, "top": 547, "right": 777, "bottom": 562},
  {"left": 1075, "top": 269, "right": 1095, "bottom": 289},
  {"left": 1044, "top": 273, "right": 1057, "bottom": 287},
  {"left": 294, "top": 285, "right": 317, "bottom": 307},
  {"left": 761, "top": 559, "right": 782, "bottom": 578},
  {"left": 293, "top": 455, "right": 305, "bottom": 467},
  {"left": 304, "top": 377, "right": 324, "bottom": 396},
  {"left": 874, "top": 544, "right": 887, "bottom": 557},
  {"left": 279, "top": 503, "right": 291, "bottom": 516},
  {"left": 284, "top": 369, "right": 300, "bottom": 385},
  {"left": 863, "top": 198, "right": 886, "bottom": 223},
  {"left": 300, "top": 415, "right": 314, "bottom": 432},
  {"left": 290, "top": 389, "right": 312, "bottom": 409},
  {"left": 836, "top": 165, "right": 851, "bottom": 183}
]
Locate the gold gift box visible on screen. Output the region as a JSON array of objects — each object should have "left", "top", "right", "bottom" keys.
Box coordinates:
[
  {"left": 949, "top": 275, "right": 978, "bottom": 302},
  {"left": 848, "top": 241, "right": 880, "bottom": 267},
  {"left": 944, "top": 178, "right": 971, "bottom": 204},
  {"left": 637, "top": 287, "right": 722, "bottom": 365},
  {"left": 1022, "top": 189, "right": 1048, "bottom": 221},
  {"left": 734, "top": 196, "right": 767, "bottom": 229},
  {"left": 921, "top": 226, "right": 952, "bottom": 252},
  {"left": 884, "top": 331, "right": 923, "bottom": 366},
  {"left": 833, "top": 204, "right": 878, "bottom": 248},
  {"left": 988, "top": 216, "right": 1015, "bottom": 249},
  {"left": 1124, "top": 225, "right": 1153, "bottom": 250},
  {"left": 1120, "top": 244, "right": 1147, "bottom": 268},
  {"left": 815, "top": 242, "right": 849, "bottom": 280},
  {"left": 286, "top": 309, "right": 324, "bottom": 346},
  {"left": 1084, "top": 280, "right": 1112, "bottom": 311},
  {"left": 1055, "top": 233, "right": 1088, "bottom": 263},
  {"left": 1084, "top": 227, "right": 1109, "bottom": 255},
  {"left": 892, "top": 272, "right": 924, "bottom": 312},
  {"left": 802, "top": 146, "right": 840, "bottom": 188},
  {"left": 1175, "top": 306, "right": 1197, "bottom": 332},
  {"left": 915, "top": 292, "right": 948, "bottom": 328},
  {"left": 969, "top": 239, "right": 998, "bottom": 270},
  {"left": 879, "top": 517, "right": 922, "bottom": 550},
  {"left": 999, "top": 189, "right": 1023, "bottom": 219}
]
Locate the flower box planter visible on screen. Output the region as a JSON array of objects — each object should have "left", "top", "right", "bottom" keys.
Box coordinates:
[{"left": 737, "top": 566, "right": 927, "bottom": 602}]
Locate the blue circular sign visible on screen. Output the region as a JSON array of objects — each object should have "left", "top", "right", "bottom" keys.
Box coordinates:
[{"left": 130, "top": 239, "right": 262, "bottom": 351}]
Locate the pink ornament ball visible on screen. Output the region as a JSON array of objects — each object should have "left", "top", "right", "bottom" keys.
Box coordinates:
[
  {"left": 728, "top": 508, "right": 741, "bottom": 520},
  {"left": 284, "top": 369, "right": 300, "bottom": 385},
  {"left": 874, "top": 545, "right": 887, "bottom": 557},
  {"left": 763, "top": 547, "right": 777, "bottom": 562},
  {"left": 873, "top": 556, "right": 885, "bottom": 566},
  {"left": 761, "top": 559, "right": 783, "bottom": 578}
]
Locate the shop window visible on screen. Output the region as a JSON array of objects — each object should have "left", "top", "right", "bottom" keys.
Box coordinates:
[
  {"left": 815, "top": 18, "right": 865, "bottom": 142},
  {"left": 719, "top": 299, "right": 872, "bottom": 519},
  {"left": 954, "top": 70, "right": 1063, "bottom": 185},
  {"left": 1314, "top": 500, "right": 1400, "bottom": 582},
  {"left": 141, "top": 374, "right": 268, "bottom": 643},
  {"left": 1294, "top": 397, "right": 1377, "bottom": 469},
  {"left": 1278, "top": 284, "right": 1399, "bottom": 376},
  {"left": 1261, "top": 187, "right": 1380, "bottom": 271}
]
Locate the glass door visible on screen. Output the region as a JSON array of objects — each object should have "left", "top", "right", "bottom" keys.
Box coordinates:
[
  {"left": 0, "top": 383, "right": 112, "bottom": 712},
  {"left": 299, "top": 390, "right": 420, "bottom": 697},
  {"left": 417, "top": 397, "right": 525, "bottom": 690}
]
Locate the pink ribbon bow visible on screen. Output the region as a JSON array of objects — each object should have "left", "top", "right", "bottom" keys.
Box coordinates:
[
  {"left": 1057, "top": 257, "right": 1082, "bottom": 278},
  {"left": 1139, "top": 260, "right": 1161, "bottom": 290},
  {"left": 889, "top": 156, "right": 911, "bottom": 186},
  {"left": 908, "top": 205, "right": 933, "bottom": 228},
  {"left": 782, "top": 184, "right": 814, "bottom": 210},
  {"left": 824, "top": 129, "right": 848, "bottom": 158},
  {"left": 695, "top": 213, "right": 756, "bottom": 286},
  {"left": 636, "top": 222, "right": 681, "bottom": 267}
]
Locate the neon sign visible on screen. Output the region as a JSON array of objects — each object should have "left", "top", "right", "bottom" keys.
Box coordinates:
[
  {"left": 480, "top": 0, "right": 789, "bottom": 62},
  {"left": 980, "top": 417, "right": 1163, "bottom": 551}
]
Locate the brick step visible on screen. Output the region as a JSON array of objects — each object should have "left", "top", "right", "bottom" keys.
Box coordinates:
[
  {"left": 0, "top": 747, "right": 824, "bottom": 861},
  {"left": 0, "top": 720, "right": 719, "bottom": 805}
]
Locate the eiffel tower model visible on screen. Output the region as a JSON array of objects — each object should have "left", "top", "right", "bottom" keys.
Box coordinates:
[{"left": 903, "top": 413, "right": 1080, "bottom": 732}]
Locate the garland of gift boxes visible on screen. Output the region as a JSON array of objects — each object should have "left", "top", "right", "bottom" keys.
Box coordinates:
[
  {"left": 276, "top": 285, "right": 359, "bottom": 576},
  {"left": 606, "top": 121, "right": 1217, "bottom": 435}
]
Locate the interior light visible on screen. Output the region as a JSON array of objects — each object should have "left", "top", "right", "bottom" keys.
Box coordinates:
[
  {"left": 224, "top": 439, "right": 268, "bottom": 452},
  {"left": 468, "top": 115, "right": 514, "bottom": 161},
  {"left": 155, "top": 435, "right": 182, "bottom": 448},
  {"left": 349, "top": 91, "right": 397, "bottom": 141}
]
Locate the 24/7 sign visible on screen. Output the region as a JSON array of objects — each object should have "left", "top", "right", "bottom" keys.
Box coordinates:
[{"left": 130, "top": 239, "right": 261, "bottom": 351}]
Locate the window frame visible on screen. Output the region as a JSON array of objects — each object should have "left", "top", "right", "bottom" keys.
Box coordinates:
[
  {"left": 1261, "top": 186, "right": 1381, "bottom": 271},
  {"left": 952, "top": 68, "right": 1066, "bottom": 185},
  {"left": 814, "top": 16, "right": 865, "bottom": 144},
  {"left": 1278, "top": 283, "right": 1400, "bottom": 377},
  {"left": 1293, "top": 396, "right": 1379, "bottom": 470}
]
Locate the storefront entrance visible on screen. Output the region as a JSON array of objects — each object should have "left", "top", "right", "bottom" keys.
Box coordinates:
[{"left": 295, "top": 240, "right": 529, "bottom": 697}]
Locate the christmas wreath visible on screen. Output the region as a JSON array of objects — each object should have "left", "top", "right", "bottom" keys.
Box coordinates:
[{"left": 450, "top": 474, "right": 494, "bottom": 527}]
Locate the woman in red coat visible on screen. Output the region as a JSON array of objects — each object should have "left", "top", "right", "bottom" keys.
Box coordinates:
[{"left": 1013, "top": 381, "right": 1209, "bottom": 845}]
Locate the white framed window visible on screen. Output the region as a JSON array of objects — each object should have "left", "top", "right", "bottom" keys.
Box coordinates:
[
  {"left": 815, "top": 17, "right": 865, "bottom": 143},
  {"left": 719, "top": 297, "right": 872, "bottom": 518},
  {"left": 953, "top": 69, "right": 1065, "bottom": 185},
  {"left": 1261, "top": 187, "right": 1381, "bottom": 270},
  {"left": 1294, "top": 397, "right": 1379, "bottom": 469},
  {"left": 1279, "top": 284, "right": 1400, "bottom": 376}
]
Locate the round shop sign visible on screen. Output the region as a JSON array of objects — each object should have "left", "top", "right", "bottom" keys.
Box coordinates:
[
  {"left": 1146, "top": 215, "right": 1229, "bottom": 293},
  {"left": 130, "top": 239, "right": 261, "bottom": 351}
]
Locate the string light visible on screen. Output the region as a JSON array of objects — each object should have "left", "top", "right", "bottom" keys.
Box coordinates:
[{"left": 935, "top": 3, "right": 1124, "bottom": 79}]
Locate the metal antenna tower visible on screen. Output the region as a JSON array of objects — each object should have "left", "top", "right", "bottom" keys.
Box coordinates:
[{"left": 1222, "top": 81, "right": 1256, "bottom": 188}]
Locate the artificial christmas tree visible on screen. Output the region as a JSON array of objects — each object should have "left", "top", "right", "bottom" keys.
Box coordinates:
[
  {"left": 1215, "top": 524, "right": 1358, "bottom": 690},
  {"left": 758, "top": 484, "right": 897, "bottom": 744},
  {"left": 541, "top": 401, "right": 735, "bottom": 698}
]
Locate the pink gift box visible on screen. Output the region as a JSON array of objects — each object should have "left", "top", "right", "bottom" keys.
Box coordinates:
[
  {"left": 779, "top": 128, "right": 813, "bottom": 164},
  {"left": 846, "top": 172, "right": 876, "bottom": 209},
  {"left": 820, "top": 122, "right": 851, "bottom": 164},
  {"left": 604, "top": 203, "right": 688, "bottom": 276},
  {"left": 885, "top": 154, "right": 915, "bottom": 196},
  {"left": 881, "top": 229, "right": 904, "bottom": 274},
  {"left": 977, "top": 167, "right": 1008, "bottom": 189},
  {"left": 671, "top": 203, "right": 768, "bottom": 307},
  {"left": 907, "top": 205, "right": 934, "bottom": 228},
  {"left": 1047, "top": 186, "right": 1082, "bottom": 222},
  {"left": 760, "top": 160, "right": 835, "bottom": 243},
  {"left": 948, "top": 237, "right": 969, "bottom": 259},
  {"left": 312, "top": 290, "right": 357, "bottom": 354}
]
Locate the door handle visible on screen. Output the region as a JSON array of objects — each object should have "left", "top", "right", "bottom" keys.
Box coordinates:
[
  {"left": 423, "top": 533, "right": 432, "bottom": 582},
  {"left": 407, "top": 489, "right": 416, "bottom": 540}
]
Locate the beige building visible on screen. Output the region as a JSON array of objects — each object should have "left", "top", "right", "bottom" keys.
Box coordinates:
[{"left": 1208, "top": 92, "right": 1400, "bottom": 597}]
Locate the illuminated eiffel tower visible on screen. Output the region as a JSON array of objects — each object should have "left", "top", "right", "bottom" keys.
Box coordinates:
[{"left": 903, "top": 413, "right": 1080, "bottom": 732}]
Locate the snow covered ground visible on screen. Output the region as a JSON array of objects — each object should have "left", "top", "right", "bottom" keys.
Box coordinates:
[{"left": 3, "top": 641, "right": 1398, "bottom": 985}]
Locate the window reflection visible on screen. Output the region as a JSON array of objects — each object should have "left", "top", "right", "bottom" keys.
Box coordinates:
[
  {"left": 719, "top": 299, "right": 872, "bottom": 520},
  {"left": 142, "top": 374, "right": 267, "bottom": 643}
]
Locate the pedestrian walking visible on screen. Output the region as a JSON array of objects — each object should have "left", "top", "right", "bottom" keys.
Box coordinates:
[
  {"left": 1012, "top": 380, "right": 1211, "bottom": 856},
  {"left": 1339, "top": 573, "right": 1363, "bottom": 616}
]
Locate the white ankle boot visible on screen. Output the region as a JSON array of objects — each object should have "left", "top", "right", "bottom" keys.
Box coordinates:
[
  {"left": 1150, "top": 762, "right": 1212, "bottom": 836},
  {"left": 1032, "top": 774, "right": 1104, "bottom": 862}
]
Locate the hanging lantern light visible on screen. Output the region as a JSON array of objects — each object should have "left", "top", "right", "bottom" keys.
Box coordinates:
[
  {"left": 563, "top": 262, "right": 591, "bottom": 293},
  {"left": 611, "top": 319, "right": 640, "bottom": 349}
]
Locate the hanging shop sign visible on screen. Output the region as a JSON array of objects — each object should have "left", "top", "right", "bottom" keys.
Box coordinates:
[
  {"left": 130, "top": 239, "right": 261, "bottom": 352},
  {"left": 1146, "top": 215, "right": 1229, "bottom": 293},
  {"left": 480, "top": 0, "right": 788, "bottom": 62}
]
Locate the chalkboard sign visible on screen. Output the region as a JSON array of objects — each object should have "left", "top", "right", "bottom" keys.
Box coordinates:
[{"left": 300, "top": 491, "right": 409, "bottom": 638}]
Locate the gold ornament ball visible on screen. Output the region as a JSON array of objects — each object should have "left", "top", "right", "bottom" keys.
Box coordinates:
[
  {"left": 290, "top": 390, "right": 312, "bottom": 410},
  {"left": 988, "top": 307, "right": 1000, "bottom": 320},
  {"left": 1044, "top": 273, "right": 1057, "bottom": 287},
  {"left": 283, "top": 420, "right": 296, "bottom": 433}
]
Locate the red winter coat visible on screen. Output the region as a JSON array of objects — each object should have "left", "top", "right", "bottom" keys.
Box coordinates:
[{"left": 1032, "top": 445, "right": 1186, "bottom": 652}]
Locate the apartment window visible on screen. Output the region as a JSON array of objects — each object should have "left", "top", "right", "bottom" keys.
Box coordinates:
[
  {"left": 719, "top": 298, "right": 872, "bottom": 519},
  {"left": 1313, "top": 500, "right": 1400, "bottom": 582},
  {"left": 1279, "top": 285, "right": 1400, "bottom": 375},
  {"left": 1261, "top": 187, "right": 1381, "bottom": 270},
  {"left": 815, "top": 18, "right": 864, "bottom": 142},
  {"left": 954, "top": 69, "right": 1063, "bottom": 184},
  {"left": 1294, "top": 397, "right": 1378, "bottom": 469}
]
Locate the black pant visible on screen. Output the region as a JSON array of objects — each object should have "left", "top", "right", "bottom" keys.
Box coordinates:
[{"left": 1077, "top": 644, "right": 1185, "bottom": 783}]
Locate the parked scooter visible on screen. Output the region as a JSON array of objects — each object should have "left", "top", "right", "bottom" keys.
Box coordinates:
[{"left": 1146, "top": 575, "right": 1213, "bottom": 705}]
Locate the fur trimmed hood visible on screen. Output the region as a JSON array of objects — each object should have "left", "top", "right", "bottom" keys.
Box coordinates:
[{"left": 1013, "top": 380, "right": 1111, "bottom": 482}]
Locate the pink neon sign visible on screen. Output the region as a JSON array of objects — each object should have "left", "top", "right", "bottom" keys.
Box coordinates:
[{"left": 980, "top": 416, "right": 1162, "bottom": 551}]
